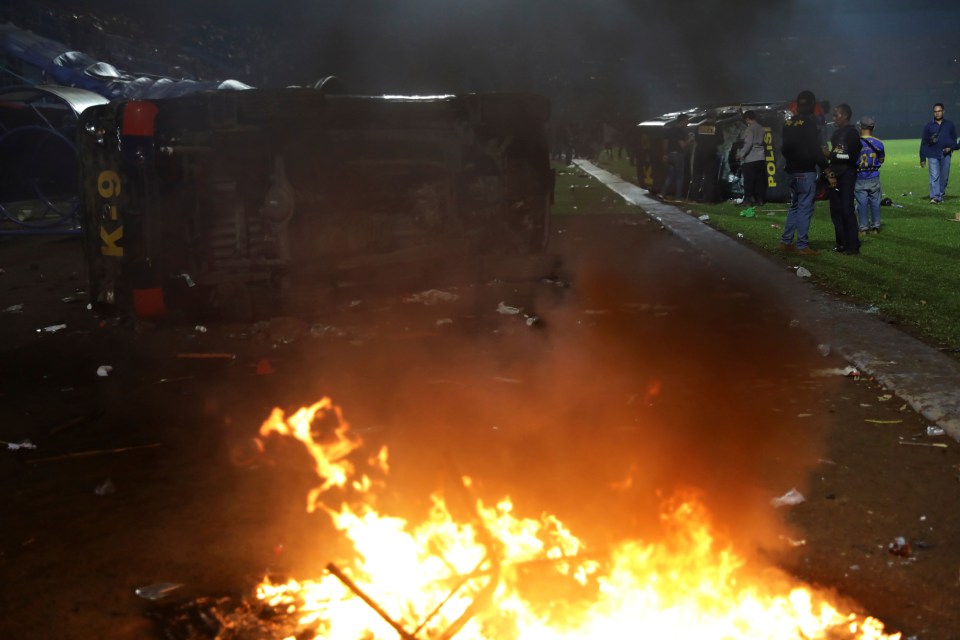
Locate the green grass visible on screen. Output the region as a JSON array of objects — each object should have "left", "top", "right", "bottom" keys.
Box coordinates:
[{"left": 562, "top": 141, "right": 960, "bottom": 350}]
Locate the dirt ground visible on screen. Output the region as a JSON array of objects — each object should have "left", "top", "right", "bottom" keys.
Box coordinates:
[{"left": 1, "top": 214, "right": 959, "bottom": 639}]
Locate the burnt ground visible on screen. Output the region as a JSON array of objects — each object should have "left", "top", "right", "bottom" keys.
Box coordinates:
[{"left": 1, "top": 214, "right": 959, "bottom": 639}]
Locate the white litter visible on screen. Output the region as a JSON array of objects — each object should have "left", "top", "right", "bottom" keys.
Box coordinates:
[
  {"left": 96, "top": 365, "right": 113, "bottom": 377},
  {"left": 94, "top": 478, "right": 116, "bottom": 496},
  {"left": 771, "top": 488, "right": 806, "bottom": 508},
  {"left": 5, "top": 439, "right": 37, "bottom": 451},
  {"left": 496, "top": 302, "right": 521, "bottom": 315}
]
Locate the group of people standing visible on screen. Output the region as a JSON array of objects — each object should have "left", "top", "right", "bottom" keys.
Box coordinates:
[
  {"left": 779, "top": 90, "right": 886, "bottom": 256},
  {"left": 658, "top": 95, "right": 955, "bottom": 257}
]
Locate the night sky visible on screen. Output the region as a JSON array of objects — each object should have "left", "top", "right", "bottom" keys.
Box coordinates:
[{"left": 20, "top": 0, "right": 960, "bottom": 134}]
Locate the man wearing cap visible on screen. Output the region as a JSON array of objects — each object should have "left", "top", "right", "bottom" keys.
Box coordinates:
[
  {"left": 919, "top": 103, "right": 957, "bottom": 204},
  {"left": 855, "top": 116, "right": 885, "bottom": 234},
  {"left": 778, "top": 90, "right": 828, "bottom": 255}
]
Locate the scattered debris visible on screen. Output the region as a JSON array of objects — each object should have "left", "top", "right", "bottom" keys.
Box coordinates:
[
  {"left": 4, "top": 439, "right": 36, "bottom": 451},
  {"left": 927, "top": 425, "right": 946, "bottom": 436},
  {"left": 38, "top": 323, "right": 67, "bottom": 333},
  {"left": 136, "top": 582, "right": 184, "bottom": 601},
  {"left": 795, "top": 266, "right": 812, "bottom": 279},
  {"left": 193, "top": 325, "right": 208, "bottom": 333},
  {"left": 698, "top": 214, "right": 710, "bottom": 222},
  {"left": 496, "top": 302, "right": 521, "bottom": 315},
  {"left": 3, "top": 303, "right": 24, "bottom": 313},
  {"left": 899, "top": 441, "right": 948, "bottom": 449},
  {"left": 843, "top": 366, "right": 861, "bottom": 378},
  {"left": 96, "top": 365, "right": 113, "bottom": 377},
  {"left": 309, "top": 324, "right": 347, "bottom": 338},
  {"left": 403, "top": 289, "right": 460, "bottom": 305},
  {"left": 888, "top": 537, "right": 912, "bottom": 558},
  {"left": 94, "top": 478, "right": 116, "bottom": 496},
  {"left": 771, "top": 488, "right": 806, "bottom": 508},
  {"left": 865, "top": 419, "right": 902, "bottom": 424}
]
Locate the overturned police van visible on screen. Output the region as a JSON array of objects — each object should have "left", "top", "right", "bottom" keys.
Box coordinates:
[
  {"left": 634, "top": 102, "right": 802, "bottom": 203},
  {"left": 77, "top": 89, "right": 554, "bottom": 320}
]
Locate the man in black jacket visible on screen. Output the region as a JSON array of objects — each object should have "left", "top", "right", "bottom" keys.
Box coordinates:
[
  {"left": 779, "top": 90, "right": 828, "bottom": 255},
  {"left": 826, "top": 103, "right": 863, "bottom": 254}
]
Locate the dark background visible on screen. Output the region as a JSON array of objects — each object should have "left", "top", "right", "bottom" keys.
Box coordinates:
[{"left": 3, "top": 0, "right": 960, "bottom": 137}]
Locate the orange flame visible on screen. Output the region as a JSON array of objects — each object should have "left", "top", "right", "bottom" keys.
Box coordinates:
[{"left": 256, "top": 398, "right": 900, "bottom": 640}]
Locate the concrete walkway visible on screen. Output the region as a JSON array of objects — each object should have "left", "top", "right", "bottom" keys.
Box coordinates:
[{"left": 575, "top": 159, "right": 960, "bottom": 440}]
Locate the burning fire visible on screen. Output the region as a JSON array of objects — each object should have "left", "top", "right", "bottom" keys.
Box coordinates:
[{"left": 255, "top": 398, "right": 900, "bottom": 640}]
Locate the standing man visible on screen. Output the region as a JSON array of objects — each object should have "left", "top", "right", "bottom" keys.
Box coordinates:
[
  {"left": 659, "top": 113, "right": 690, "bottom": 200},
  {"left": 826, "top": 103, "right": 862, "bottom": 254},
  {"left": 779, "top": 90, "right": 828, "bottom": 255},
  {"left": 855, "top": 116, "right": 885, "bottom": 235},
  {"left": 919, "top": 103, "right": 958, "bottom": 204},
  {"left": 690, "top": 110, "right": 723, "bottom": 203},
  {"left": 738, "top": 111, "right": 767, "bottom": 206}
]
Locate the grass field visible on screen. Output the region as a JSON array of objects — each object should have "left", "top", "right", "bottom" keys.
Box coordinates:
[{"left": 556, "top": 140, "right": 960, "bottom": 351}]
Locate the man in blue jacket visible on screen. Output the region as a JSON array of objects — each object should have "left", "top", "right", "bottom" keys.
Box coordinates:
[{"left": 919, "top": 103, "right": 958, "bottom": 204}]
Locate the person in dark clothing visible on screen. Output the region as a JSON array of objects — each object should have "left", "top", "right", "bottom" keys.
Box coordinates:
[
  {"left": 690, "top": 110, "right": 723, "bottom": 203},
  {"left": 779, "top": 90, "right": 828, "bottom": 254},
  {"left": 659, "top": 113, "right": 690, "bottom": 200},
  {"left": 826, "top": 103, "right": 862, "bottom": 254},
  {"left": 919, "top": 103, "right": 958, "bottom": 203}
]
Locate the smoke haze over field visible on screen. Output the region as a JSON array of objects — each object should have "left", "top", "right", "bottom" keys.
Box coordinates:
[{"left": 28, "top": 0, "right": 960, "bottom": 132}]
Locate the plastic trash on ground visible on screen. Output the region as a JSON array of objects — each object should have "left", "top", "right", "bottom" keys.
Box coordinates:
[
  {"left": 497, "top": 302, "right": 521, "bottom": 315},
  {"left": 796, "top": 267, "right": 812, "bottom": 278},
  {"left": 888, "top": 537, "right": 912, "bottom": 558},
  {"left": 402, "top": 289, "right": 460, "bottom": 305},
  {"left": 770, "top": 488, "right": 806, "bottom": 508},
  {"left": 5, "top": 439, "right": 36, "bottom": 451},
  {"left": 38, "top": 324, "right": 67, "bottom": 333},
  {"left": 135, "top": 582, "right": 184, "bottom": 600},
  {"left": 94, "top": 478, "right": 116, "bottom": 496},
  {"left": 96, "top": 365, "right": 113, "bottom": 377}
]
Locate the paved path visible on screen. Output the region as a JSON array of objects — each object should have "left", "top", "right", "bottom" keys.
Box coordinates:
[{"left": 575, "top": 159, "right": 960, "bottom": 440}]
